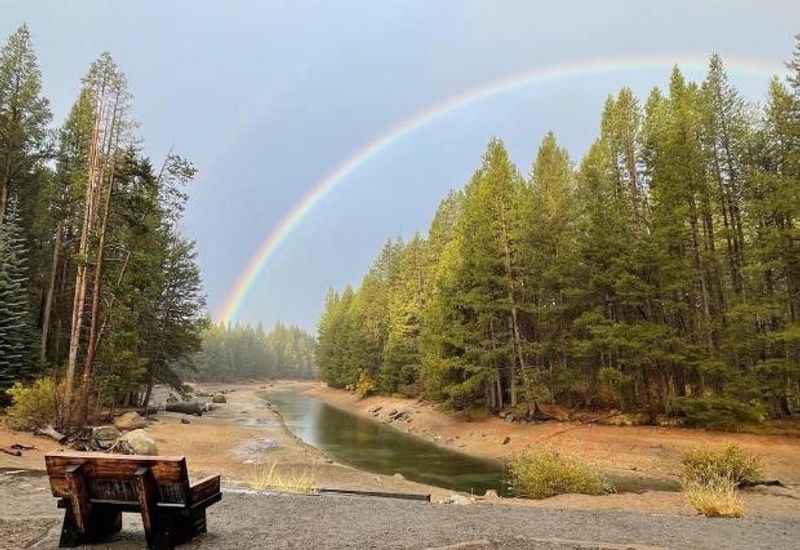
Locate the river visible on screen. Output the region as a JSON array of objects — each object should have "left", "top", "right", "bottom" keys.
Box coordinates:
[{"left": 268, "top": 389, "right": 508, "bottom": 496}]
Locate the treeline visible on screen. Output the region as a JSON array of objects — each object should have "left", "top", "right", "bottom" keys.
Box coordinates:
[
  {"left": 318, "top": 39, "right": 800, "bottom": 423},
  {"left": 0, "top": 25, "right": 206, "bottom": 427},
  {"left": 191, "top": 322, "right": 317, "bottom": 381}
]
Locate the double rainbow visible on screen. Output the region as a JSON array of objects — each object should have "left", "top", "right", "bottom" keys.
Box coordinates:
[{"left": 216, "top": 54, "right": 783, "bottom": 324}]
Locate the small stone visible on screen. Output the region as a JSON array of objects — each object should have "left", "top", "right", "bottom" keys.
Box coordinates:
[
  {"left": 212, "top": 394, "right": 227, "bottom": 403},
  {"left": 483, "top": 489, "right": 500, "bottom": 499},
  {"left": 181, "top": 418, "right": 191, "bottom": 425},
  {"left": 393, "top": 473, "right": 405, "bottom": 480},
  {"left": 504, "top": 414, "right": 515, "bottom": 423},
  {"left": 446, "top": 494, "right": 474, "bottom": 505},
  {"left": 502, "top": 436, "right": 511, "bottom": 445}
]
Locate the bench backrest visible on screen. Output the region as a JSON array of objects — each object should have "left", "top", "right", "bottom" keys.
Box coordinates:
[{"left": 45, "top": 452, "right": 191, "bottom": 505}]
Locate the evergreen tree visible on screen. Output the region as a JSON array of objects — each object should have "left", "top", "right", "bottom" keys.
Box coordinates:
[{"left": 0, "top": 201, "right": 32, "bottom": 392}]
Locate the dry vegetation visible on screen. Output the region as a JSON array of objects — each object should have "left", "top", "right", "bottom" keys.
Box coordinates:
[
  {"left": 507, "top": 447, "right": 613, "bottom": 499},
  {"left": 247, "top": 461, "right": 318, "bottom": 495},
  {"left": 681, "top": 444, "right": 762, "bottom": 518}
]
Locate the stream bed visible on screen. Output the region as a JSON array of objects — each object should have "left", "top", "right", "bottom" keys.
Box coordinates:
[{"left": 267, "top": 389, "right": 680, "bottom": 496}]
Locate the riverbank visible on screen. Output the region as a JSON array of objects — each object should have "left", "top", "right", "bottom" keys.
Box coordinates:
[
  {"left": 302, "top": 381, "right": 800, "bottom": 518},
  {"left": 0, "top": 382, "right": 450, "bottom": 500}
]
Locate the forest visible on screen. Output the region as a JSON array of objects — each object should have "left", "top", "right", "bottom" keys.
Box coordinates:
[
  {"left": 0, "top": 25, "right": 207, "bottom": 427},
  {"left": 317, "top": 37, "right": 800, "bottom": 426},
  {"left": 191, "top": 322, "right": 317, "bottom": 381}
]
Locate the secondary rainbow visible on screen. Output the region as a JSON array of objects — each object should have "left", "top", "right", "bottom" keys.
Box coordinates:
[{"left": 217, "top": 54, "right": 783, "bottom": 324}]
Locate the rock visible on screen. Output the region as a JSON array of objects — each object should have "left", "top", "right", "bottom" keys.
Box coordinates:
[
  {"left": 387, "top": 409, "right": 398, "bottom": 418},
  {"left": 445, "top": 494, "right": 475, "bottom": 505},
  {"left": 393, "top": 472, "right": 405, "bottom": 480},
  {"left": 118, "top": 429, "right": 158, "bottom": 455},
  {"left": 212, "top": 394, "right": 227, "bottom": 404},
  {"left": 180, "top": 418, "right": 191, "bottom": 424},
  {"left": 504, "top": 414, "right": 515, "bottom": 424},
  {"left": 114, "top": 411, "right": 147, "bottom": 431},
  {"left": 166, "top": 396, "right": 179, "bottom": 405},
  {"left": 498, "top": 410, "right": 509, "bottom": 419},
  {"left": 502, "top": 436, "right": 511, "bottom": 445},
  {"left": 91, "top": 425, "right": 121, "bottom": 450},
  {"left": 166, "top": 401, "right": 205, "bottom": 416},
  {"left": 482, "top": 489, "right": 500, "bottom": 500}
]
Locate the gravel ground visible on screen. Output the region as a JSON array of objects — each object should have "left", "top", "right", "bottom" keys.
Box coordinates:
[{"left": 3, "top": 480, "right": 799, "bottom": 550}]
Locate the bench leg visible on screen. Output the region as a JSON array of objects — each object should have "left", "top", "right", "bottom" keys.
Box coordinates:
[
  {"left": 58, "top": 504, "right": 84, "bottom": 548},
  {"left": 89, "top": 505, "right": 123, "bottom": 540},
  {"left": 170, "top": 508, "right": 207, "bottom": 545}
]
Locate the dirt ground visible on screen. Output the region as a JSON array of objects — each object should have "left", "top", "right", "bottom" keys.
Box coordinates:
[
  {"left": 0, "top": 382, "right": 448, "bottom": 500},
  {"left": 1, "top": 381, "right": 799, "bottom": 521}
]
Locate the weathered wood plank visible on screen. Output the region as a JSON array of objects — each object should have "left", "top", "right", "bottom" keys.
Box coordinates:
[
  {"left": 190, "top": 474, "right": 221, "bottom": 503},
  {"left": 133, "top": 466, "right": 160, "bottom": 548},
  {"left": 64, "top": 464, "right": 91, "bottom": 533}
]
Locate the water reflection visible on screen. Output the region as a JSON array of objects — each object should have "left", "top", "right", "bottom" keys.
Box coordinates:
[{"left": 268, "top": 390, "right": 507, "bottom": 496}]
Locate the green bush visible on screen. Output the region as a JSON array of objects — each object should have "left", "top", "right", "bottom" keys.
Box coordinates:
[
  {"left": 674, "top": 397, "right": 765, "bottom": 429},
  {"left": 682, "top": 444, "right": 762, "bottom": 485},
  {"left": 5, "top": 377, "right": 60, "bottom": 430},
  {"left": 507, "top": 447, "right": 614, "bottom": 499}
]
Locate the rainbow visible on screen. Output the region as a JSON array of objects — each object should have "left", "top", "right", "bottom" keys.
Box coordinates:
[{"left": 217, "top": 54, "right": 783, "bottom": 324}]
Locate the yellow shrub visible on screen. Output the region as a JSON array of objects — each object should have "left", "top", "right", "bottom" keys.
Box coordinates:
[
  {"left": 682, "top": 444, "right": 761, "bottom": 485},
  {"left": 5, "top": 377, "right": 60, "bottom": 430},
  {"left": 507, "top": 447, "right": 613, "bottom": 499},
  {"left": 354, "top": 371, "right": 376, "bottom": 399},
  {"left": 684, "top": 474, "right": 744, "bottom": 518}
]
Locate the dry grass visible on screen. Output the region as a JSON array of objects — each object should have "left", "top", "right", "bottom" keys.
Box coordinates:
[
  {"left": 247, "top": 461, "right": 318, "bottom": 495},
  {"left": 684, "top": 474, "right": 745, "bottom": 518},
  {"left": 682, "top": 444, "right": 762, "bottom": 485},
  {"left": 507, "top": 447, "right": 614, "bottom": 499}
]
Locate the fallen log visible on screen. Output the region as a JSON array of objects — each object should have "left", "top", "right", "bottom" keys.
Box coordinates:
[
  {"left": 165, "top": 401, "right": 205, "bottom": 416},
  {"left": 0, "top": 447, "right": 22, "bottom": 457},
  {"left": 738, "top": 479, "right": 784, "bottom": 488},
  {"left": 10, "top": 443, "right": 35, "bottom": 450},
  {"left": 35, "top": 425, "right": 67, "bottom": 443}
]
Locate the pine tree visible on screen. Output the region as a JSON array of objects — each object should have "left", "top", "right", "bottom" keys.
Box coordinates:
[{"left": 0, "top": 201, "right": 32, "bottom": 392}]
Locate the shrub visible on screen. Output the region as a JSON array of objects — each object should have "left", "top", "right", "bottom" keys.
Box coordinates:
[
  {"left": 354, "top": 371, "right": 377, "bottom": 398},
  {"left": 5, "top": 377, "right": 60, "bottom": 430},
  {"left": 673, "top": 397, "right": 765, "bottom": 429},
  {"left": 682, "top": 444, "right": 762, "bottom": 485},
  {"left": 507, "top": 447, "right": 613, "bottom": 499},
  {"left": 684, "top": 474, "right": 744, "bottom": 518}
]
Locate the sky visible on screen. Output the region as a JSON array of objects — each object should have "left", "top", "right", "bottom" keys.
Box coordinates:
[{"left": 3, "top": 1, "right": 799, "bottom": 331}]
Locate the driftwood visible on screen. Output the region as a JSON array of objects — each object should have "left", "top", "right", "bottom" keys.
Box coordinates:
[
  {"left": 165, "top": 401, "right": 205, "bottom": 416},
  {"left": 10, "top": 443, "right": 35, "bottom": 450},
  {"left": 35, "top": 425, "right": 67, "bottom": 443},
  {"left": 738, "top": 479, "right": 784, "bottom": 488},
  {"left": 0, "top": 447, "right": 22, "bottom": 456}
]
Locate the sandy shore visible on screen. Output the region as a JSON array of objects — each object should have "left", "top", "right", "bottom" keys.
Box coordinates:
[
  {"left": 301, "top": 381, "right": 800, "bottom": 518},
  {"left": 0, "top": 382, "right": 448, "bottom": 500},
  {"left": 2, "top": 381, "right": 799, "bottom": 519}
]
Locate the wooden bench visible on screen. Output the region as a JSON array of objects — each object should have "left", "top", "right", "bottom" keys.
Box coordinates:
[{"left": 45, "top": 452, "right": 221, "bottom": 549}]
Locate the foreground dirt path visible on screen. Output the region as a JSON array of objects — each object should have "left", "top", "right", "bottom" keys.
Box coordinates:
[{"left": 1, "top": 471, "right": 798, "bottom": 550}]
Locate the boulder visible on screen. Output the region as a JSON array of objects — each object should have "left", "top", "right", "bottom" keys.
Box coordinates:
[
  {"left": 166, "top": 400, "right": 205, "bottom": 416},
  {"left": 212, "top": 394, "right": 227, "bottom": 404},
  {"left": 114, "top": 411, "right": 147, "bottom": 431},
  {"left": 91, "top": 425, "right": 121, "bottom": 450},
  {"left": 482, "top": 489, "right": 500, "bottom": 500},
  {"left": 118, "top": 429, "right": 158, "bottom": 455}
]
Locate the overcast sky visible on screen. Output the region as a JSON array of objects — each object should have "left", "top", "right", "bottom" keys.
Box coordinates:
[{"left": 3, "top": 1, "right": 799, "bottom": 330}]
